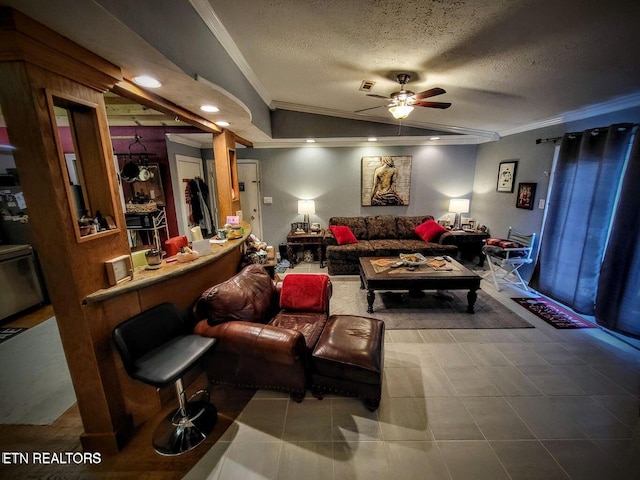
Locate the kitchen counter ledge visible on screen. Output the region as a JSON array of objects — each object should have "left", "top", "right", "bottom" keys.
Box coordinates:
[{"left": 84, "top": 223, "right": 250, "bottom": 305}]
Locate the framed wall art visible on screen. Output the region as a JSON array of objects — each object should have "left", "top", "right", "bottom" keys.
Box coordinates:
[
  {"left": 516, "top": 182, "right": 537, "bottom": 209},
  {"left": 361, "top": 155, "right": 412, "bottom": 206},
  {"left": 496, "top": 160, "right": 518, "bottom": 193}
]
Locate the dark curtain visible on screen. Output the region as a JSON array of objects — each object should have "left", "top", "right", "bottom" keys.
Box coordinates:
[
  {"left": 530, "top": 124, "right": 633, "bottom": 314},
  {"left": 595, "top": 130, "right": 640, "bottom": 338}
]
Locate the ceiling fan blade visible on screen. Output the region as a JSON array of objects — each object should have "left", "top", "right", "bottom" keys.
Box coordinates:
[
  {"left": 354, "top": 105, "right": 386, "bottom": 113},
  {"left": 414, "top": 87, "right": 446, "bottom": 100},
  {"left": 366, "top": 94, "right": 391, "bottom": 100},
  {"left": 414, "top": 101, "right": 452, "bottom": 109}
]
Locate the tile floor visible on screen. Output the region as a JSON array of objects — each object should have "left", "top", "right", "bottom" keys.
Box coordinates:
[{"left": 185, "top": 261, "right": 640, "bottom": 480}]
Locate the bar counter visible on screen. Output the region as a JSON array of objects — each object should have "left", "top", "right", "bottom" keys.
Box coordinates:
[{"left": 84, "top": 224, "right": 251, "bottom": 305}]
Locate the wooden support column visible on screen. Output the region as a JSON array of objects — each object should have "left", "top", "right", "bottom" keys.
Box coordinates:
[
  {"left": 213, "top": 129, "right": 241, "bottom": 223},
  {"left": 0, "top": 8, "right": 131, "bottom": 454}
]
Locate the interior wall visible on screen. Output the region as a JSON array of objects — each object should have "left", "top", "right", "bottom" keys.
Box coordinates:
[
  {"left": 110, "top": 126, "right": 201, "bottom": 237},
  {"left": 473, "top": 105, "right": 640, "bottom": 279},
  {"left": 237, "top": 144, "right": 478, "bottom": 246}
]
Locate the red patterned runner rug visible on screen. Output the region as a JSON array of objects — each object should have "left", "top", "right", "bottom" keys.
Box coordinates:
[{"left": 512, "top": 297, "right": 597, "bottom": 329}]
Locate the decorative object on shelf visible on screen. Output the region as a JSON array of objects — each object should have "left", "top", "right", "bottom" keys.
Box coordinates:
[
  {"left": 291, "top": 222, "right": 309, "bottom": 234},
  {"left": 361, "top": 156, "right": 412, "bottom": 206},
  {"left": 310, "top": 222, "right": 321, "bottom": 233},
  {"left": 497, "top": 160, "right": 518, "bottom": 193},
  {"left": 297, "top": 200, "right": 315, "bottom": 229},
  {"left": 105, "top": 255, "right": 133, "bottom": 286},
  {"left": 448, "top": 198, "right": 470, "bottom": 230},
  {"left": 516, "top": 182, "right": 537, "bottom": 209},
  {"left": 462, "top": 219, "right": 476, "bottom": 230}
]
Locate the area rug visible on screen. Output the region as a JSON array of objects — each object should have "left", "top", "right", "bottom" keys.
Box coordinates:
[
  {"left": 0, "top": 327, "right": 27, "bottom": 344},
  {"left": 512, "top": 297, "right": 597, "bottom": 329},
  {"left": 330, "top": 277, "right": 533, "bottom": 330},
  {"left": 0, "top": 317, "right": 76, "bottom": 425}
]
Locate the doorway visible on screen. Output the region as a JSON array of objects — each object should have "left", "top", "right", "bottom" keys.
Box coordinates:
[
  {"left": 175, "top": 155, "right": 204, "bottom": 239},
  {"left": 237, "top": 161, "right": 263, "bottom": 239}
]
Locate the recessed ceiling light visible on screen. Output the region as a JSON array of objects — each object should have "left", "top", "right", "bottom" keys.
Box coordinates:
[
  {"left": 368, "top": 137, "right": 377, "bottom": 142},
  {"left": 215, "top": 121, "right": 230, "bottom": 127},
  {"left": 306, "top": 139, "right": 316, "bottom": 143},
  {"left": 430, "top": 136, "right": 441, "bottom": 140},
  {"left": 200, "top": 105, "right": 220, "bottom": 113},
  {"left": 132, "top": 75, "right": 162, "bottom": 88}
]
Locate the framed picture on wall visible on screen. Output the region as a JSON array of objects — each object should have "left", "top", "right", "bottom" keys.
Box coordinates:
[
  {"left": 496, "top": 160, "right": 518, "bottom": 193},
  {"left": 361, "top": 155, "right": 412, "bottom": 206},
  {"left": 516, "top": 182, "right": 537, "bottom": 209}
]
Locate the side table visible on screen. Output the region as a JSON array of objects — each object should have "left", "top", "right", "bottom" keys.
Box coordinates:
[
  {"left": 446, "top": 230, "right": 490, "bottom": 266},
  {"left": 286, "top": 230, "right": 326, "bottom": 268}
]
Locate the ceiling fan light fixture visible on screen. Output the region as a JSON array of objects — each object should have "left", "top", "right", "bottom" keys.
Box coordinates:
[{"left": 389, "top": 105, "right": 414, "bottom": 119}]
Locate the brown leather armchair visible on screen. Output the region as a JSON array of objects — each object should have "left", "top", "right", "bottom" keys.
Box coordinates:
[{"left": 193, "top": 264, "right": 332, "bottom": 401}]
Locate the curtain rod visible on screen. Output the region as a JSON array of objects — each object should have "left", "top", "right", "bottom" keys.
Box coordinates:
[
  {"left": 535, "top": 137, "right": 561, "bottom": 144},
  {"left": 536, "top": 123, "right": 639, "bottom": 145}
]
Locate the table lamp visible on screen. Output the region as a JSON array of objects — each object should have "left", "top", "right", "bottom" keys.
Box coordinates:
[
  {"left": 298, "top": 200, "right": 315, "bottom": 228},
  {"left": 449, "top": 198, "right": 470, "bottom": 230}
]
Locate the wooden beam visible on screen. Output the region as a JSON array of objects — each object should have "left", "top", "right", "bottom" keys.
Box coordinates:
[{"left": 112, "top": 80, "right": 222, "bottom": 134}]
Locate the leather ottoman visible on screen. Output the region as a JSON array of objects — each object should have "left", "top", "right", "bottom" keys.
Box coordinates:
[{"left": 310, "top": 314, "right": 385, "bottom": 411}]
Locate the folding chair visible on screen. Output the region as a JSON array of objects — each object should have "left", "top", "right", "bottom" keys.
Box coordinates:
[{"left": 482, "top": 227, "right": 536, "bottom": 291}]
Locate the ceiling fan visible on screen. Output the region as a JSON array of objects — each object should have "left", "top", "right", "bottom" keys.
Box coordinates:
[{"left": 356, "top": 73, "right": 451, "bottom": 120}]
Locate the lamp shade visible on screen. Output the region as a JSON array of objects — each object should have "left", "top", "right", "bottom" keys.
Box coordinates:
[
  {"left": 389, "top": 105, "right": 414, "bottom": 120},
  {"left": 298, "top": 200, "right": 315, "bottom": 215},
  {"left": 449, "top": 198, "right": 470, "bottom": 214}
]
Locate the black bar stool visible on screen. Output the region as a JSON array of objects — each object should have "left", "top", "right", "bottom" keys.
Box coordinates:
[{"left": 112, "top": 303, "right": 217, "bottom": 455}]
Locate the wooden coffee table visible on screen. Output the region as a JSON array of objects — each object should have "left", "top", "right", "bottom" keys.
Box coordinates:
[{"left": 359, "top": 256, "right": 482, "bottom": 314}]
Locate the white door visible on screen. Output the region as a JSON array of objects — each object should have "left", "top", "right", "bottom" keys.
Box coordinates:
[
  {"left": 175, "top": 155, "right": 204, "bottom": 239},
  {"left": 238, "top": 161, "right": 262, "bottom": 239}
]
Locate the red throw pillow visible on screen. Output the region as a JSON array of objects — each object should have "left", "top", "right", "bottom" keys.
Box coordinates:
[
  {"left": 415, "top": 219, "right": 447, "bottom": 242},
  {"left": 330, "top": 225, "right": 358, "bottom": 245}
]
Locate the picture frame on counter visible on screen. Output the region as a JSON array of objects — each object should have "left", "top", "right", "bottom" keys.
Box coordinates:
[{"left": 105, "top": 254, "right": 133, "bottom": 286}]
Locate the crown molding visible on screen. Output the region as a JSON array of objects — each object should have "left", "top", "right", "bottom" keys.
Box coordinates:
[
  {"left": 499, "top": 91, "right": 640, "bottom": 137},
  {"left": 251, "top": 135, "right": 494, "bottom": 149},
  {"left": 189, "top": 0, "right": 272, "bottom": 106}
]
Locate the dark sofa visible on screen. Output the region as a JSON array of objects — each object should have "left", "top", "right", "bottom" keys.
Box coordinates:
[{"left": 324, "top": 215, "right": 458, "bottom": 275}]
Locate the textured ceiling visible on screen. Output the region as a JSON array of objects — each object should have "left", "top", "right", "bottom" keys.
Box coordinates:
[
  {"left": 3, "top": 0, "right": 640, "bottom": 146},
  {"left": 209, "top": 0, "right": 640, "bottom": 136}
]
